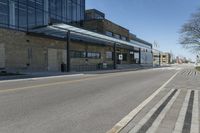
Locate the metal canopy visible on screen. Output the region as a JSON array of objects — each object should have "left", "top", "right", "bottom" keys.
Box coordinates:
[{"left": 30, "top": 23, "right": 152, "bottom": 50}]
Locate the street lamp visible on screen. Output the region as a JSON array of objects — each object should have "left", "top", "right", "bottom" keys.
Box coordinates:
[{"left": 196, "top": 55, "right": 200, "bottom": 66}]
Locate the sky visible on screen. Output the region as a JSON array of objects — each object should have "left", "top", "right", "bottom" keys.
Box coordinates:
[{"left": 86, "top": 0, "right": 200, "bottom": 61}]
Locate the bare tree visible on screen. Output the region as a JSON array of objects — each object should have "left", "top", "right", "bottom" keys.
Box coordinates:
[{"left": 180, "top": 9, "right": 200, "bottom": 53}]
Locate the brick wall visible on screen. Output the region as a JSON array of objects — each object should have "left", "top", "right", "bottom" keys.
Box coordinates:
[
  {"left": 0, "top": 28, "right": 133, "bottom": 72},
  {"left": 83, "top": 19, "right": 130, "bottom": 39}
]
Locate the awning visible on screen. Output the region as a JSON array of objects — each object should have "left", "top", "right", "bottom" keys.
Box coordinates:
[{"left": 29, "top": 23, "right": 152, "bottom": 50}]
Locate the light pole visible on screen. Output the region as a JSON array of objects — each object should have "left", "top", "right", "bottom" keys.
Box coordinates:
[{"left": 197, "top": 55, "right": 200, "bottom": 66}]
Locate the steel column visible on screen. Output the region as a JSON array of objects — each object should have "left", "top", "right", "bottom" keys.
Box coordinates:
[
  {"left": 113, "top": 43, "right": 117, "bottom": 69},
  {"left": 139, "top": 48, "right": 141, "bottom": 64},
  {"left": 66, "top": 31, "right": 71, "bottom": 72}
]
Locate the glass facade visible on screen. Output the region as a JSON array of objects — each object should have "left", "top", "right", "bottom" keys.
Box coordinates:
[{"left": 0, "top": 0, "right": 85, "bottom": 30}]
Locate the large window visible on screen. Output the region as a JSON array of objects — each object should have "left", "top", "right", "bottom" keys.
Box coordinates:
[
  {"left": 121, "top": 36, "right": 127, "bottom": 41},
  {"left": 106, "top": 52, "right": 112, "bottom": 59},
  {"left": 114, "top": 33, "right": 121, "bottom": 39},
  {"left": 87, "top": 52, "right": 101, "bottom": 59},
  {"left": 49, "top": 0, "right": 85, "bottom": 24},
  {"left": 70, "top": 51, "right": 101, "bottom": 59},
  {"left": 0, "top": 0, "right": 8, "bottom": 27},
  {"left": 0, "top": 0, "right": 85, "bottom": 30},
  {"left": 122, "top": 53, "right": 127, "bottom": 61},
  {"left": 71, "top": 50, "right": 86, "bottom": 58},
  {"left": 105, "top": 31, "right": 113, "bottom": 37}
]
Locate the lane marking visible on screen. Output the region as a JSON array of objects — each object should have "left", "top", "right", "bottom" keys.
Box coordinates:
[
  {"left": 146, "top": 89, "right": 180, "bottom": 133},
  {"left": 0, "top": 74, "right": 85, "bottom": 83},
  {"left": 191, "top": 90, "right": 199, "bottom": 133},
  {"left": 0, "top": 69, "right": 175, "bottom": 93},
  {"left": 0, "top": 73, "right": 122, "bottom": 93},
  {"left": 0, "top": 67, "right": 174, "bottom": 84},
  {"left": 129, "top": 89, "right": 179, "bottom": 133},
  {"left": 106, "top": 71, "right": 180, "bottom": 133},
  {"left": 173, "top": 90, "right": 191, "bottom": 133}
]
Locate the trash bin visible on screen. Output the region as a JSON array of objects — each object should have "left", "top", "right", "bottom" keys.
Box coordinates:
[
  {"left": 98, "top": 63, "right": 102, "bottom": 69},
  {"left": 61, "top": 63, "right": 66, "bottom": 72}
]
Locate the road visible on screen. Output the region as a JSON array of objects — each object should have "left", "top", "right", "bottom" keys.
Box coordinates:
[{"left": 0, "top": 65, "right": 199, "bottom": 133}]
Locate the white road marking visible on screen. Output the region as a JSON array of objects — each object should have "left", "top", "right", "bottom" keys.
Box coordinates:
[
  {"left": 128, "top": 89, "right": 179, "bottom": 133},
  {"left": 129, "top": 89, "right": 174, "bottom": 133},
  {"left": 146, "top": 89, "right": 180, "bottom": 133},
  {"left": 191, "top": 90, "right": 199, "bottom": 133},
  {"left": 150, "top": 67, "right": 182, "bottom": 71},
  {"left": 106, "top": 71, "right": 180, "bottom": 133},
  {"left": 173, "top": 90, "right": 191, "bottom": 133}
]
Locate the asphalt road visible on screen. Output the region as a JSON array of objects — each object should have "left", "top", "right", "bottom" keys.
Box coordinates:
[{"left": 0, "top": 66, "right": 182, "bottom": 133}]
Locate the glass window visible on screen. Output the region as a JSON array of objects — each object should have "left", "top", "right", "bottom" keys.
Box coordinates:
[
  {"left": 122, "top": 53, "right": 127, "bottom": 61},
  {"left": 28, "top": 0, "right": 36, "bottom": 28},
  {"left": 80, "top": 0, "right": 85, "bottom": 21},
  {"left": 0, "top": 0, "right": 85, "bottom": 29},
  {"left": 121, "top": 36, "right": 127, "bottom": 41},
  {"left": 106, "top": 52, "right": 112, "bottom": 59},
  {"left": 72, "top": 0, "right": 77, "bottom": 22},
  {"left": 67, "top": 0, "right": 72, "bottom": 23},
  {"left": 49, "top": 0, "right": 57, "bottom": 22},
  {"left": 0, "top": 0, "right": 9, "bottom": 27},
  {"left": 71, "top": 51, "right": 86, "bottom": 58},
  {"left": 62, "top": 0, "right": 67, "bottom": 22},
  {"left": 114, "top": 34, "right": 121, "bottom": 39},
  {"left": 19, "top": 1, "right": 27, "bottom": 29},
  {"left": 87, "top": 52, "right": 101, "bottom": 59},
  {"left": 105, "top": 31, "right": 113, "bottom": 37},
  {"left": 36, "top": 0, "right": 44, "bottom": 26},
  {"left": 56, "top": 0, "right": 62, "bottom": 21},
  {"left": 76, "top": 0, "right": 81, "bottom": 22}
]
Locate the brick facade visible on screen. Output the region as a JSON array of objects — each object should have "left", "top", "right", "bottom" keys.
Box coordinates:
[
  {"left": 160, "top": 53, "right": 171, "bottom": 65},
  {"left": 83, "top": 19, "right": 130, "bottom": 40},
  {"left": 0, "top": 28, "right": 133, "bottom": 72}
]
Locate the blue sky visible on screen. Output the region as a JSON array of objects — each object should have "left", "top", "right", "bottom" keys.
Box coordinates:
[{"left": 86, "top": 0, "right": 200, "bottom": 61}]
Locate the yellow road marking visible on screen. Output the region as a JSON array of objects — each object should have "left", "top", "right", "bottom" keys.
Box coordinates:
[{"left": 0, "top": 70, "right": 146, "bottom": 93}]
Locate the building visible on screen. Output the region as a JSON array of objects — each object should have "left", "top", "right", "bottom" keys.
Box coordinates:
[
  {"left": 152, "top": 51, "right": 173, "bottom": 66},
  {"left": 129, "top": 33, "right": 153, "bottom": 65},
  {"left": 160, "top": 52, "right": 172, "bottom": 65},
  {"left": 0, "top": 0, "right": 85, "bottom": 29},
  {"left": 84, "top": 9, "right": 130, "bottom": 41},
  {"left": 0, "top": 1, "right": 153, "bottom": 72},
  {"left": 153, "top": 49, "right": 161, "bottom": 67},
  {"left": 84, "top": 9, "right": 153, "bottom": 67}
]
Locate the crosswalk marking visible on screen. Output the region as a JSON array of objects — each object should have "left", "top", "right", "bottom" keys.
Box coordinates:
[
  {"left": 182, "top": 90, "right": 194, "bottom": 133},
  {"left": 146, "top": 89, "right": 180, "bottom": 133},
  {"left": 127, "top": 89, "right": 199, "bottom": 133},
  {"left": 129, "top": 89, "right": 176, "bottom": 133},
  {"left": 191, "top": 90, "right": 199, "bottom": 133},
  {"left": 180, "top": 69, "right": 199, "bottom": 77},
  {"left": 173, "top": 90, "right": 199, "bottom": 133},
  {"left": 173, "top": 90, "right": 191, "bottom": 133}
]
